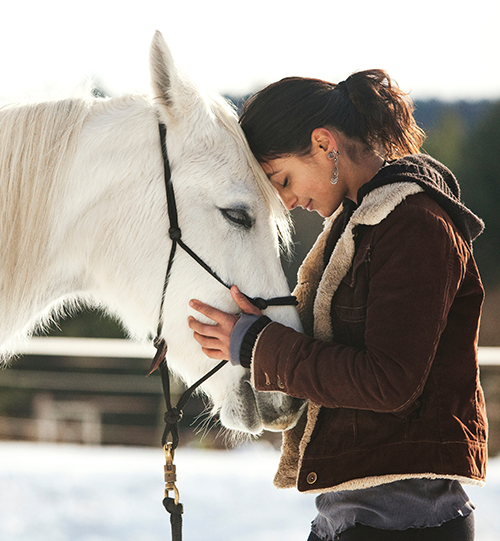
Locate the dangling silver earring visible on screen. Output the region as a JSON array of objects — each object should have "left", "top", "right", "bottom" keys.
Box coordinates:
[{"left": 328, "top": 149, "right": 339, "bottom": 185}]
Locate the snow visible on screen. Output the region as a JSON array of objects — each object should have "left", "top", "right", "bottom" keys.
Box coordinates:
[{"left": 0, "top": 441, "right": 498, "bottom": 540}]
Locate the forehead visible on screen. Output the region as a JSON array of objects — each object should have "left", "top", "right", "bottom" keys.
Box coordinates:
[{"left": 261, "top": 155, "right": 299, "bottom": 179}]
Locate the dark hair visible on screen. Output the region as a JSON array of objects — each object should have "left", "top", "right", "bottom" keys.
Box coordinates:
[{"left": 239, "top": 69, "right": 425, "bottom": 162}]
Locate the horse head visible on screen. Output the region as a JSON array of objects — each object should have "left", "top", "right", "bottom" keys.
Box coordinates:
[
  {"left": 149, "top": 32, "right": 305, "bottom": 435},
  {"left": 0, "top": 31, "right": 305, "bottom": 438}
]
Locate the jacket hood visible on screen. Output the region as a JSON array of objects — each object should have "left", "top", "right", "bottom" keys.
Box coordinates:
[{"left": 358, "top": 154, "right": 484, "bottom": 245}]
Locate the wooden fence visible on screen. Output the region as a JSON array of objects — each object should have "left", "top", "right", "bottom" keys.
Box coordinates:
[
  {"left": 1, "top": 338, "right": 499, "bottom": 451},
  {"left": 0, "top": 338, "right": 178, "bottom": 446}
]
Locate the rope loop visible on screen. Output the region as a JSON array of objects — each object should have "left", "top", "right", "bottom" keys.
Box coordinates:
[
  {"left": 169, "top": 226, "right": 182, "bottom": 240},
  {"left": 163, "top": 496, "right": 184, "bottom": 516},
  {"left": 163, "top": 497, "right": 184, "bottom": 541},
  {"left": 164, "top": 407, "right": 183, "bottom": 426}
]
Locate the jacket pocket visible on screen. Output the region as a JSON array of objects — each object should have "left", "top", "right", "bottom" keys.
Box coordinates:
[
  {"left": 331, "top": 244, "right": 370, "bottom": 345},
  {"left": 309, "top": 407, "right": 357, "bottom": 456},
  {"left": 334, "top": 304, "right": 367, "bottom": 323}
]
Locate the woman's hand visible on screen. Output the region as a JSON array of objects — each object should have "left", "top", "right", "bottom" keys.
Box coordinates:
[{"left": 188, "top": 286, "right": 262, "bottom": 360}]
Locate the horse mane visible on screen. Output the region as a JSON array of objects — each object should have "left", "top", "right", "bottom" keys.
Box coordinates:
[
  {"left": 0, "top": 97, "right": 93, "bottom": 342},
  {"left": 208, "top": 95, "right": 293, "bottom": 254}
]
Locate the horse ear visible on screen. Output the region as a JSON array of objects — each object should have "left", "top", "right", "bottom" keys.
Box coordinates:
[{"left": 150, "top": 30, "right": 203, "bottom": 122}]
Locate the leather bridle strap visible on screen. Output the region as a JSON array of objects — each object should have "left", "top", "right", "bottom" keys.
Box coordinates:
[{"left": 152, "top": 121, "right": 298, "bottom": 439}]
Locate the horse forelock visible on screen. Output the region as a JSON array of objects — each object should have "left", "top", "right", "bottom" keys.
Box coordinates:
[{"left": 208, "top": 94, "right": 292, "bottom": 254}]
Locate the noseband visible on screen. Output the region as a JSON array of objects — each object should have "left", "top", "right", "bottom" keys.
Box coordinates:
[{"left": 152, "top": 123, "right": 297, "bottom": 539}]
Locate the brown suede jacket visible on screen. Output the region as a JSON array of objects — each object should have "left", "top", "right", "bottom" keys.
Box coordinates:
[{"left": 250, "top": 155, "right": 488, "bottom": 494}]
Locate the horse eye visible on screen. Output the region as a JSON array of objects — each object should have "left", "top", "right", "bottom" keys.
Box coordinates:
[{"left": 220, "top": 208, "right": 253, "bottom": 229}]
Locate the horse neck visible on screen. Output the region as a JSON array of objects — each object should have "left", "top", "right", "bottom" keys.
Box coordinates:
[{"left": 0, "top": 98, "right": 91, "bottom": 351}]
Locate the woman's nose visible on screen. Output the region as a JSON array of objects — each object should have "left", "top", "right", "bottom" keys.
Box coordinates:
[{"left": 281, "top": 192, "right": 297, "bottom": 211}]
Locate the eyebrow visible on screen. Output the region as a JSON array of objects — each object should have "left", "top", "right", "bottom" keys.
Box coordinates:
[{"left": 266, "top": 169, "right": 281, "bottom": 180}]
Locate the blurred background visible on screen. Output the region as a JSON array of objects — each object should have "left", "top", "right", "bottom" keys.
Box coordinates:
[{"left": 1, "top": 1, "right": 499, "bottom": 539}]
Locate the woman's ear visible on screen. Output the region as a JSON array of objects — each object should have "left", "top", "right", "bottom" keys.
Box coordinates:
[{"left": 311, "top": 127, "right": 337, "bottom": 154}]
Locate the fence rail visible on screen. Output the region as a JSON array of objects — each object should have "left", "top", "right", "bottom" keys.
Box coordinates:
[
  {"left": 11, "top": 337, "right": 156, "bottom": 359},
  {"left": 1, "top": 338, "right": 499, "bottom": 448},
  {"left": 477, "top": 347, "right": 500, "bottom": 366},
  {"left": 0, "top": 337, "right": 167, "bottom": 445},
  {"left": 1, "top": 337, "right": 161, "bottom": 394},
  {"left": 1, "top": 338, "right": 498, "bottom": 394}
]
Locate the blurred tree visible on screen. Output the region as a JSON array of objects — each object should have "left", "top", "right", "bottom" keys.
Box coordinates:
[
  {"left": 422, "top": 107, "right": 467, "bottom": 172},
  {"left": 420, "top": 100, "right": 500, "bottom": 345},
  {"left": 282, "top": 208, "right": 323, "bottom": 290},
  {"left": 458, "top": 100, "right": 500, "bottom": 288}
]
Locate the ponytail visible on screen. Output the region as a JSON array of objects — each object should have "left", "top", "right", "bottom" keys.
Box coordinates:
[
  {"left": 240, "top": 70, "right": 425, "bottom": 162},
  {"left": 336, "top": 69, "right": 425, "bottom": 159}
]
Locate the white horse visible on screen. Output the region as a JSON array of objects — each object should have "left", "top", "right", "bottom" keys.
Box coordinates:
[{"left": 0, "top": 31, "right": 304, "bottom": 435}]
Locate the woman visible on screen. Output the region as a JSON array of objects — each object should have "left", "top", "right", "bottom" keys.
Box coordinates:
[{"left": 187, "top": 70, "right": 487, "bottom": 540}]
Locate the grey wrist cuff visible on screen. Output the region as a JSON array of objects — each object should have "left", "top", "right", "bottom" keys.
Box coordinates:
[{"left": 229, "top": 314, "right": 260, "bottom": 366}]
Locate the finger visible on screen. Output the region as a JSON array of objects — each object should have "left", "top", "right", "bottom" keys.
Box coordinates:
[
  {"left": 231, "top": 285, "right": 263, "bottom": 316},
  {"left": 192, "top": 330, "right": 225, "bottom": 351},
  {"left": 187, "top": 316, "right": 218, "bottom": 337},
  {"left": 191, "top": 331, "right": 229, "bottom": 360},
  {"left": 187, "top": 316, "right": 236, "bottom": 341},
  {"left": 201, "top": 346, "right": 227, "bottom": 360},
  {"left": 189, "top": 299, "right": 236, "bottom": 326}
]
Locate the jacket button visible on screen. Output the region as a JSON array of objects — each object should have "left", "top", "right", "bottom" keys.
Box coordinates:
[
  {"left": 277, "top": 375, "right": 285, "bottom": 389},
  {"left": 306, "top": 472, "right": 317, "bottom": 484}
]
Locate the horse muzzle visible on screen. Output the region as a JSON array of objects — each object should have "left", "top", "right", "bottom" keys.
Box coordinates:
[{"left": 218, "top": 377, "right": 306, "bottom": 435}]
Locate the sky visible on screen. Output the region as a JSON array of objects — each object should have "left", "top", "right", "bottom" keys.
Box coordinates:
[{"left": 0, "top": 0, "right": 499, "bottom": 102}]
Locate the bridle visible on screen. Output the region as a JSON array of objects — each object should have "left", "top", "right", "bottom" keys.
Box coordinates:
[{"left": 151, "top": 123, "right": 297, "bottom": 540}]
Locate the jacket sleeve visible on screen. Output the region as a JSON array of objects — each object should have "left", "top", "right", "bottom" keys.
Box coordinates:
[{"left": 251, "top": 201, "right": 470, "bottom": 413}]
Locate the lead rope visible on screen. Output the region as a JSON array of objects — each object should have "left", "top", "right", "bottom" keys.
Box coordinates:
[
  {"left": 151, "top": 123, "right": 297, "bottom": 541},
  {"left": 151, "top": 260, "right": 227, "bottom": 541},
  {"left": 154, "top": 344, "right": 227, "bottom": 541}
]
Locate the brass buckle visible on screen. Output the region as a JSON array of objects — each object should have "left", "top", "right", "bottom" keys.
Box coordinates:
[{"left": 164, "top": 442, "right": 180, "bottom": 505}]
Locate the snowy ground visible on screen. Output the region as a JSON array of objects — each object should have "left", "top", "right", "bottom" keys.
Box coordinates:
[{"left": 0, "top": 441, "right": 499, "bottom": 541}]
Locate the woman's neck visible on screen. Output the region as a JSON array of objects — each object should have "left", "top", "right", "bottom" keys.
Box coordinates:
[{"left": 342, "top": 151, "right": 386, "bottom": 203}]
